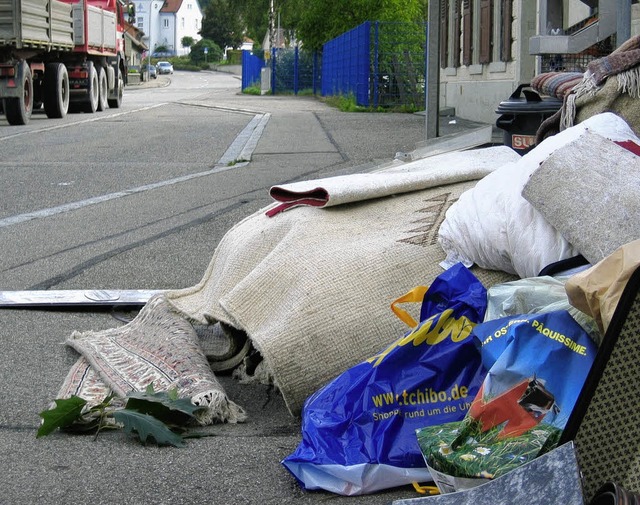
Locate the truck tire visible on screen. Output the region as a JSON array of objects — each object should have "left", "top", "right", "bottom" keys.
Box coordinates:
[
  {"left": 97, "top": 65, "right": 108, "bottom": 111},
  {"left": 4, "top": 61, "right": 33, "bottom": 125},
  {"left": 108, "top": 71, "right": 123, "bottom": 109},
  {"left": 44, "top": 63, "right": 69, "bottom": 119},
  {"left": 82, "top": 62, "right": 99, "bottom": 113}
]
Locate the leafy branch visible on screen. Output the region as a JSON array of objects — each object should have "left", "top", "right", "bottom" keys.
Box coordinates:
[{"left": 37, "top": 385, "right": 208, "bottom": 447}]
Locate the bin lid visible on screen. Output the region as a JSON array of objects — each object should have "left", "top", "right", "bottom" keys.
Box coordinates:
[{"left": 496, "top": 84, "right": 563, "bottom": 114}]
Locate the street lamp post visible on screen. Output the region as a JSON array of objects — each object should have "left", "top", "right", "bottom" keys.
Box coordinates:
[{"left": 143, "top": 4, "right": 153, "bottom": 80}]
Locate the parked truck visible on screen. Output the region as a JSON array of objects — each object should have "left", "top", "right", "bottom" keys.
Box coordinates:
[{"left": 0, "top": 0, "right": 131, "bottom": 125}]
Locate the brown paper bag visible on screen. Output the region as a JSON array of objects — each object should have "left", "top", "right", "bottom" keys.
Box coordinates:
[{"left": 566, "top": 239, "right": 640, "bottom": 335}]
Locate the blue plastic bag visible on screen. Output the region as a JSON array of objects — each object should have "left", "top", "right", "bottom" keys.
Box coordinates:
[
  {"left": 416, "top": 309, "right": 597, "bottom": 491},
  {"left": 470, "top": 310, "right": 596, "bottom": 436},
  {"left": 282, "top": 263, "right": 489, "bottom": 495}
]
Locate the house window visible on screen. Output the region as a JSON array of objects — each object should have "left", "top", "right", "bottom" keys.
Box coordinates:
[
  {"left": 441, "top": 0, "right": 511, "bottom": 68},
  {"left": 137, "top": 16, "right": 144, "bottom": 27},
  {"left": 187, "top": 2, "right": 192, "bottom": 8},
  {"left": 163, "top": 19, "right": 169, "bottom": 28},
  {"left": 181, "top": 17, "right": 185, "bottom": 28}
]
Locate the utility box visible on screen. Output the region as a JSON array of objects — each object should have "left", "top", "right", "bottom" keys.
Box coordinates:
[{"left": 260, "top": 66, "right": 271, "bottom": 95}]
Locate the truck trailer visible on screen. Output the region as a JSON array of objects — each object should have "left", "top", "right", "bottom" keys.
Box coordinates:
[{"left": 0, "top": 0, "right": 130, "bottom": 125}]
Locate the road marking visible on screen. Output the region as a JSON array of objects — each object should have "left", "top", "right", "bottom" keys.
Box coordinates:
[
  {"left": 0, "top": 104, "right": 167, "bottom": 141},
  {"left": 0, "top": 163, "right": 245, "bottom": 229},
  {"left": 218, "top": 112, "right": 270, "bottom": 165},
  {"left": 0, "top": 110, "right": 270, "bottom": 229}
]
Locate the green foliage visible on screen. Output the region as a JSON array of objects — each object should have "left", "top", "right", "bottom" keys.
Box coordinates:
[
  {"left": 197, "top": 0, "right": 426, "bottom": 58},
  {"left": 323, "top": 94, "right": 384, "bottom": 113},
  {"left": 37, "top": 385, "right": 206, "bottom": 447},
  {"left": 113, "top": 410, "right": 185, "bottom": 447},
  {"left": 126, "top": 387, "right": 202, "bottom": 426},
  {"left": 242, "top": 83, "right": 263, "bottom": 95},
  {"left": 200, "top": 0, "right": 244, "bottom": 49},
  {"left": 190, "top": 39, "right": 223, "bottom": 65},
  {"left": 284, "top": 0, "right": 427, "bottom": 51},
  {"left": 225, "top": 49, "right": 243, "bottom": 65},
  {"left": 37, "top": 396, "right": 87, "bottom": 438},
  {"left": 181, "top": 36, "right": 195, "bottom": 48},
  {"left": 230, "top": 0, "right": 269, "bottom": 46}
]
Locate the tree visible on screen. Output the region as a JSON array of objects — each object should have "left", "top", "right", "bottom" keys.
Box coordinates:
[
  {"left": 189, "top": 38, "right": 224, "bottom": 65},
  {"left": 234, "top": 0, "right": 270, "bottom": 46},
  {"left": 181, "top": 36, "right": 195, "bottom": 49},
  {"left": 267, "top": 0, "right": 426, "bottom": 50},
  {"left": 200, "top": 0, "right": 244, "bottom": 49},
  {"left": 200, "top": 0, "right": 427, "bottom": 54}
]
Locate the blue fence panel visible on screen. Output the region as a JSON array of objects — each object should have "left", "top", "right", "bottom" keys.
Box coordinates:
[
  {"left": 271, "top": 47, "right": 320, "bottom": 95},
  {"left": 253, "top": 21, "right": 426, "bottom": 108},
  {"left": 320, "top": 21, "right": 427, "bottom": 109},
  {"left": 241, "top": 50, "right": 264, "bottom": 90},
  {"left": 321, "top": 22, "right": 371, "bottom": 106},
  {"left": 370, "top": 21, "right": 427, "bottom": 109}
]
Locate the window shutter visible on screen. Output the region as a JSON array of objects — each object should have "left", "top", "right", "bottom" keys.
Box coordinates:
[
  {"left": 462, "top": 0, "right": 472, "bottom": 66},
  {"left": 479, "top": 0, "right": 492, "bottom": 64},
  {"left": 501, "top": 0, "right": 512, "bottom": 61},
  {"left": 452, "top": 0, "right": 461, "bottom": 67},
  {"left": 440, "top": 0, "right": 449, "bottom": 68}
]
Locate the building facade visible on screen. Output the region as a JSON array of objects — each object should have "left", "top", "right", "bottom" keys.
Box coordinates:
[
  {"left": 438, "top": 0, "right": 639, "bottom": 124},
  {"left": 439, "top": 0, "right": 536, "bottom": 123},
  {"left": 134, "top": 0, "right": 203, "bottom": 57}
]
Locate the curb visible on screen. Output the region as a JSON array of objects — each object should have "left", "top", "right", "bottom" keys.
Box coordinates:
[{"left": 126, "top": 76, "right": 171, "bottom": 90}]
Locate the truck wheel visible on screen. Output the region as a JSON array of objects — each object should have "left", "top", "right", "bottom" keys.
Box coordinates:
[
  {"left": 44, "top": 63, "right": 69, "bottom": 119},
  {"left": 108, "top": 72, "right": 124, "bottom": 109},
  {"left": 4, "top": 61, "right": 33, "bottom": 125},
  {"left": 82, "top": 62, "right": 99, "bottom": 113},
  {"left": 97, "top": 66, "right": 108, "bottom": 111}
]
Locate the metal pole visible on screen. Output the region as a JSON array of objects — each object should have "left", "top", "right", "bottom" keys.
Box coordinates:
[
  {"left": 269, "top": 0, "right": 275, "bottom": 50},
  {"left": 425, "top": 0, "right": 440, "bottom": 139},
  {"left": 617, "top": 0, "right": 631, "bottom": 47},
  {"left": 373, "top": 21, "right": 379, "bottom": 108},
  {"left": 147, "top": 3, "right": 152, "bottom": 78}
]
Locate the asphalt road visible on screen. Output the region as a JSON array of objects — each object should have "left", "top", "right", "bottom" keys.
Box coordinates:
[{"left": 0, "top": 69, "right": 480, "bottom": 504}]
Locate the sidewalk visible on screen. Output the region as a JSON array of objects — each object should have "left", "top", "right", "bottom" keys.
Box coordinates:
[{"left": 127, "top": 67, "right": 504, "bottom": 146}]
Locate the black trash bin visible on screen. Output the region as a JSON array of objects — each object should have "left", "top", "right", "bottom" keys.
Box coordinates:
[{"left": 495, "top": 84, "right": 562, "bottom": 155}]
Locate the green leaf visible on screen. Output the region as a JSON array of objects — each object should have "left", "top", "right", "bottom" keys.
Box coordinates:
[
  {"left": 37, "top": 396, "right": 87, "bottom": 438},
  {"left": 124, "top": 388, "right": 203, "bottom": 426},
  {"left": 113, "top": 410, "right": 186, "bottom": 447}
]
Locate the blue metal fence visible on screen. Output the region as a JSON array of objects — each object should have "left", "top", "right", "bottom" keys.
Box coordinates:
[
  {"left": 271, "top": 47, "right": 321, "bottom": 95},
  {"left": 321, "top": 22, "right": 371, "bottom": 105},
  {"left": 241, "top": 50, "right": 264, "bottom": 90},
  {"left": 241, "top": 21, "right": 427, "bottom": 109},
  {"left": 322, "top": 21, "right": 428, "bottom": 108}
]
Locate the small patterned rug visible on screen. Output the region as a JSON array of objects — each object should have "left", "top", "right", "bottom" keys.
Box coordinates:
[{"left": 59, "top": 295, "right": 246, "bottom": 424}]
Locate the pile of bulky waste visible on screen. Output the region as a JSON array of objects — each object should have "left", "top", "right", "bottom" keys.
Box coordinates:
[{"left": 50, "top": 110, "right": 640, "bottom": 505}]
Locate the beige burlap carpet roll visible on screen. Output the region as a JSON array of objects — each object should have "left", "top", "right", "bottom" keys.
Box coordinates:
[
  {"left": 58, "top": 152, "right": 518, "bottom": 420},
  {"left": 166, "top": 179, "right": 515, "bottom": 416}
]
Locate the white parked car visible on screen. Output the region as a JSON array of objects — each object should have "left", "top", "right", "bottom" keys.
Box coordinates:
[{"left": 156, "top": 61, "right": 174, "bottom": 74}]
